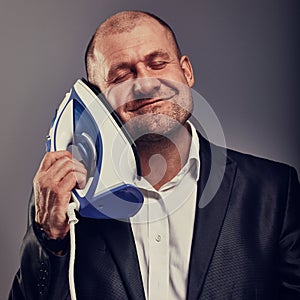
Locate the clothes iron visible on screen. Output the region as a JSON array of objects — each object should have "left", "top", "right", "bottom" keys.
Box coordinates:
[{"left": 46, "top": 78, "right": 143, "bottom": 219}]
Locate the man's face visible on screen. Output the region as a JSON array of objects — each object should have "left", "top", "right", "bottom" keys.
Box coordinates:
[{"left": 89, "top": 19, "right": 194, "bottom": 140}]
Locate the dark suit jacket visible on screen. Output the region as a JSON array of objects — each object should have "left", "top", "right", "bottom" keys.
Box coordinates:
[{"left": 9, "top": 135, "right": 300, "bottom": 299}]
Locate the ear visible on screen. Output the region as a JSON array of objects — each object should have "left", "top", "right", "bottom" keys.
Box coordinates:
[
  {"left": 180, "top": 55, "right": 194, "bottom": 87},
  {"left": 180, "top": 55, "right": 195, "bottom": 87}
]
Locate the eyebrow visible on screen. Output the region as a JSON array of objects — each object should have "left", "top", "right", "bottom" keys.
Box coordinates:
[
  {"left": 144, "top": 50, "right": 171, "bottom": 61},
  {"left": 107, "top": 62, "right": 131, "bottom": 75}
]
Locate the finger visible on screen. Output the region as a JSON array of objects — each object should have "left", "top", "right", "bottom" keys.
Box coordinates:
[
  {"left": 58, "top": 168, "right": 88, "bottom": 192},
  {"left": 47, "top": 157, "right": 87, "bottom": 183},
  {"left": 61, "top": 170, "right": 87, "bottom": 191},
  {"left": 58, "top": 171, "right": 79, "bottom": 193},
  {"left": 39, "top": 151, "right": 73, "bottom": 171},
  {"left": 71, "top": 159, "right": 88, "bottom": 175},
  {"left": 74, "top": 171, "right": 88, "bottom": 189}
]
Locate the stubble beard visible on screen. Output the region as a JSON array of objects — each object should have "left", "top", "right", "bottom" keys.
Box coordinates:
[{"left": 123, "top": 100, "right": 193, "bottom": 145}]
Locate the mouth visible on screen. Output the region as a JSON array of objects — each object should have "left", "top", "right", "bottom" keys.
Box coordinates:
[{"left": 127, "top": 94, "right": 176, "bottom": 112}]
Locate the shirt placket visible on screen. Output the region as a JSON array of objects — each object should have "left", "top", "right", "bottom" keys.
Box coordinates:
[{"left": 148, "top": 194, "right": 169, "bottom": 300}]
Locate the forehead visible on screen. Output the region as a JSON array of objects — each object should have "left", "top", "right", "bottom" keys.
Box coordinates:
[{"left": 93, "top": 20, "right": 177, "bottom": 69}]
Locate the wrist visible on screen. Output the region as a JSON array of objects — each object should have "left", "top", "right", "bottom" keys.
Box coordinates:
[{"left": 34, "top": 222, "right": 70, "bottom": 253}]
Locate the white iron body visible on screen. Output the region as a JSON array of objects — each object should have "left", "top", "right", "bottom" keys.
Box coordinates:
[{"left": 47, "top": 79, "right": 143, "bottom": 219}]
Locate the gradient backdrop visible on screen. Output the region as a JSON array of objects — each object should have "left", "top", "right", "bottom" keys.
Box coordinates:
[{"left": 1, "top": 1, "right": 299, "bottom": 298}]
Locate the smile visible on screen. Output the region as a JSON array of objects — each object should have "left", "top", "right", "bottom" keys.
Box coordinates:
[{"left": 127, "top": 93, "right": 177, "bottom": 112}]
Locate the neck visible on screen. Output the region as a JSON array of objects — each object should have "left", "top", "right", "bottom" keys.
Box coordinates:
[{"left": 136, "top": 123, "right": 192, "bottom": 190}]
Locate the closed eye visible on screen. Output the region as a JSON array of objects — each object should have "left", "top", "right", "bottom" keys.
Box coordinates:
[
  {"left": 148, "top": 61, "right": 168, "bottom": 70},
  {"left": 108, "top": 71, "right": 134, "bottom": 85}
]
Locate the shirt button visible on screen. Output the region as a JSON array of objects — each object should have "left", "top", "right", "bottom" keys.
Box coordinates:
[{"left": 155, "top": 234, "right": 162, "bottom": 242}]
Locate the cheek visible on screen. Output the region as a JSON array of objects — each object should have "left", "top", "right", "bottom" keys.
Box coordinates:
[
  {"left": 114, "top": 105, "right": 132, "bottom": 124},
  {"left": 167, "top": 82, "right": 193, "bottom": 113},
  {"left": 104, "top": 82, "right": 134, "bottom": 110},
  {"left": 166, "top": 66, "right": 189, "bottom": 84}
]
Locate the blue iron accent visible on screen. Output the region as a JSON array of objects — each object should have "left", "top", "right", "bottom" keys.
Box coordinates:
[{"left": 49, "top": 82, "right": 144, "bottom": 219}]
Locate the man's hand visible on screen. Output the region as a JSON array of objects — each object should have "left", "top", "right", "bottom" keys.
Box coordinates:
[{"left": 33, "top": 151, "right": 87, "bottom": 239}]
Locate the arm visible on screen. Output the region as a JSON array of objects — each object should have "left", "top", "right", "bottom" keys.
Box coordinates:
[
  {"left": 278, "top": 167, "right": 300, "bottom": 299},
  {"left": 9, "top": 151, "right": 86, "bottom": 300},
  {"left": 8, "top": 192, "right": 71, "bottom": 300}
]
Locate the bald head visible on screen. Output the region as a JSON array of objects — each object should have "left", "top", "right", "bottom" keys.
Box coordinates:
[
  {"left": 96, "top": 11, "right": 155, "bottom": 36},
  {"left": 85, "top": 11, "right": 182, "bottom": 79}
]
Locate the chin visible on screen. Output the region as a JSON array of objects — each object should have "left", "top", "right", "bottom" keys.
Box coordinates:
[{"left": 123, "top": 113, "right": 189, "bottom": 142}]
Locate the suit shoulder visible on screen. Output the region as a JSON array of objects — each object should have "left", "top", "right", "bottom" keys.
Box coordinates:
[
  {"left": 198, "top": 133, "right": 298, "bottom": 184},
  {"left": 225, "top": 147, "right": 298, "bottom": 183}
]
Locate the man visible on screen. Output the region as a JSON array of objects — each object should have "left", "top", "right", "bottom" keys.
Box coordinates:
[{"left": 9, "top": 10, "right": 300, "bottom": 300}]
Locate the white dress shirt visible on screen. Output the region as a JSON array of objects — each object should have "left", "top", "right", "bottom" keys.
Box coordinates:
[{"left": 130, "top": 123, "right": 200, "bottom": 300}]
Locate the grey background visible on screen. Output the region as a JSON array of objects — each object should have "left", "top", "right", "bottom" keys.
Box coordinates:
[{"left": 1, "top": 0, "right": 299, "bottom": 298}]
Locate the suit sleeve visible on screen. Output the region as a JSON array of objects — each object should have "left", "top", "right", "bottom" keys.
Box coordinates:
[
  {"left": 8, "top": 192, "right": 70, "bottom": 300},
  {"left": 278, "top": 167, "right": 300, "bottom": 299}
]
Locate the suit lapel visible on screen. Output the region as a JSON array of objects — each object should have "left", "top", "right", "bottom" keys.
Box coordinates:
[
  {"left": 101, "top": 219, "right": 146, "bottom": 300},
  {"left": 187, "top": 135, "right": 237, "bottom": 300},
  {"left": 98, "top": 135, "right": 237, "bottom": 300}
]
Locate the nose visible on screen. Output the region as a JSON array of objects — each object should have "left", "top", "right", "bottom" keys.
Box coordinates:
[{"left": 132, "top": 75, "right": 161, "bottom": 98}]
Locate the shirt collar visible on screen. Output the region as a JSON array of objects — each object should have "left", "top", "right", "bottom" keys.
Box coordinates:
[{"left": 187, "top": 121, "right": 200, "bottom": 181}]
